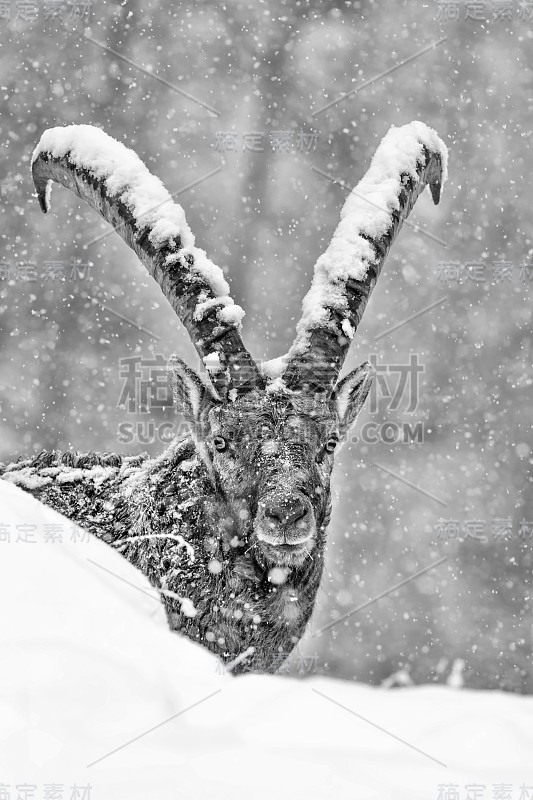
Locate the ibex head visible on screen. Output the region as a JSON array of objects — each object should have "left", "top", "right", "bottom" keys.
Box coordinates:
[
  {"left": 168, "top": 355, "right": 374, "bottom": 566},
  {"left": 31, "top": 121, "right": 447, "bottom": 569}
]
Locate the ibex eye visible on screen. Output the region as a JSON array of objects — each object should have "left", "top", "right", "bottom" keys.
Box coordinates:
[
  {"left": 325, "top": 436, "right": 338, "bottom": 454},
  {"left": 213, "top": 436, "right": 227, "bottom": 452}
]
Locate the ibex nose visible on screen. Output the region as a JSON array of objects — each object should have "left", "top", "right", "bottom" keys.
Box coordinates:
[{"left": 264, "top": 497, "right": 307, "bottom": 526}]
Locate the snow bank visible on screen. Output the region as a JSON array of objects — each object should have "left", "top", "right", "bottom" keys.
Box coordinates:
[
  {"left": 1, "top": 480, "right": 530, "bottom": 800},
  {"left": 288, "top": 121, "right": 448, "bottom": 358},
  {"left": 32, "top": 125, "right": 244, "bottom": 326}
]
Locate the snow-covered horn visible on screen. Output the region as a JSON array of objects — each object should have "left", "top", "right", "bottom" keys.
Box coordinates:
[
  {"left": 280, "top": 121, "right": 448, "bottom": 394},
  {"left": 31, "top": 125, "right": 264, "bottom": 400}
]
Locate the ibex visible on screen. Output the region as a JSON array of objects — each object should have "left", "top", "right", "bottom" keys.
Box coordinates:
[{"left": 1, "top": 121, "right": 447, "bottom": 673}]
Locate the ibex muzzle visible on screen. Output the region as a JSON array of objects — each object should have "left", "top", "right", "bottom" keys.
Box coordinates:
[
  {"left": 260, "top": 494, "right": 311, "bottom": 540},
  {"left": 1, "top": 120, "right": 447, "bottom": 673}
]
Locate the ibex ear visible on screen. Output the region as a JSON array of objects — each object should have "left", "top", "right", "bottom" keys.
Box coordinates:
[
  {"left": 332, "top": 361, "right": 375, "bottom": 439},
  {"left": 167, "top": 354, "right": 221, "bottom": 425}
]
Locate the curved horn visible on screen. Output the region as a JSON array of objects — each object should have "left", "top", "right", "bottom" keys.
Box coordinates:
[
  {"left": 31, "top": 124, "right": 263, "bottom": 399},
  {"left": 279, "top": 121, "right": 448, "bottom": 393}
]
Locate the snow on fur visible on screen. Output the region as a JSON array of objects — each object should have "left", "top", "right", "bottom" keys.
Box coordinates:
[
  {"left": 285, "top": 121, "right": 448, "bottom": 360},
  {"left": 1, "top": 467, "right": 52, "bottom": 490},
  {"left": 2, "top": 462, "right": 117, "bottom": 489},
  {"left": 32, "top": 124, "right": 244, "bottom": 327}
]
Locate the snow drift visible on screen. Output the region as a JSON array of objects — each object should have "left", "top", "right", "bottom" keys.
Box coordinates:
[{"left": 0, "top": 480, "right": 531, "bottom": 800}]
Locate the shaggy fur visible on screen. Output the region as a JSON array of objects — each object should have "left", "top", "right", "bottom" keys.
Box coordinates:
[{"left": 1, "top": 387, "right": 350, "bottom": 674}]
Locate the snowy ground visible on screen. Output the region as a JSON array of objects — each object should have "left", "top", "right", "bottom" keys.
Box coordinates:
[{"left": 1, "top": 480, "right": 531, "bottom": 800}]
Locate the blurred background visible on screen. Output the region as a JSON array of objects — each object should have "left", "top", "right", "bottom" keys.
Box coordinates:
[{"left": 0, "top": 0, "right": 531, "bottom": 692}]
